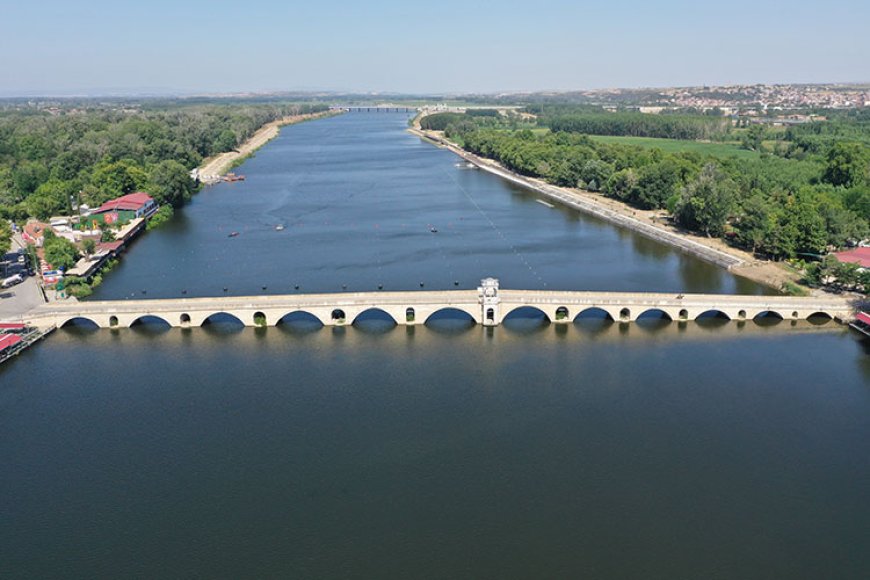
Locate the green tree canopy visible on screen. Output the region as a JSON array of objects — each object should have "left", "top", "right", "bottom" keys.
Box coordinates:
[
  {"left": 42, "top": 232, "right": 80, "bottom": 271},
  {"left": 87, "top": 159, "right": 149, "bottom": 204},
  {"left": 148, "top": 160, "right": 194, "bottom": 208},
  {"left": 823, "top": 142, "right": 869, "bottom": 187},
  {"left": 0, "top": 220, "right": 12, "bottom": 255},
  {"left": 674, "top": 164, "right": 735, "bottom": 237}
]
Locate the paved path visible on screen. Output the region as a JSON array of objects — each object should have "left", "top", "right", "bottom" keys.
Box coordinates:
[{"left": 0, "top": 234, "right": 45, "bottom": 321}]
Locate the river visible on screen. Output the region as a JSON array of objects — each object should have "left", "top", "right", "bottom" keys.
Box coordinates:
[{"left": 2, "top": 113, "right": 868, "bottom": 579}]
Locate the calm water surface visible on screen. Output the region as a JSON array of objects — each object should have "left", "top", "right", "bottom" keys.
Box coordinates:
[
  {"left": 2, "top": 113, "right": 869, "bottom": 579},
  {"left": 91, "top": 112, "right": 769, "bottom": 299}
]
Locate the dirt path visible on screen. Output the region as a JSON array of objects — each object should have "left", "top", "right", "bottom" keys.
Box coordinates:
[
  {"left": 409, "top": 125, "right": 811, "bottom": 293},
  {"left": 197, "top": 111, "right": 337, "bottom": 183}
]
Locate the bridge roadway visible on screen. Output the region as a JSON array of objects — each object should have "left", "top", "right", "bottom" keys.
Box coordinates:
[{"left": 17, "top": 285, "right": 854, "bottom": 329}]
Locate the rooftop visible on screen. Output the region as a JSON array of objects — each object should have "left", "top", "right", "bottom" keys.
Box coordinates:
[
  {"left": 94, "top": 192, "right": 154, "bottom": 214},
  {"left": 835, "top": 247, "right": 870, "bottom": 269}
]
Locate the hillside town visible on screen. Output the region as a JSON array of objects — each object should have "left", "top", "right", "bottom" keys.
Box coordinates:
[{"left": 496, "top": 83, "right": 870, "bottom": 114}]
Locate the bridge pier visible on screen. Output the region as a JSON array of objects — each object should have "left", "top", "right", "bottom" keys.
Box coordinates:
[{"left": 479, "top": 278, "right": 501, "bottom": 326}]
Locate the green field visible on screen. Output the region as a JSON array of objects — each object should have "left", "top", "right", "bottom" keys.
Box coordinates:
[{"left": 588, "top": 135, "right": 760, "bottom": 159}]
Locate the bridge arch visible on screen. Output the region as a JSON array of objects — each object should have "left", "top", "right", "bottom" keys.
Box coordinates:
[
  {"left": 619, "top": 308, "right": 631, "bottom": 322},
  {"left": 424, "top": 307, "right": 477, "bottom": 325},
  {"left": 574, "top": 307, "right": 615, "bottom": 321},
  {"left": 253, "top": 311, "right": 267, "bottom": 327},
  {"left": 555, "top": 306, "right": 570, "bottom": 321},
  {"left": 201, "top": 311, "right": 245, "bottom": 327},
  {"left": 807, "top": 311, "right": 833, "bottom": 324},
  {"left": 353, "top": 308, "right": 398, "bottom": 326},
  {"left": 754, "top": 310, "right": 784, "bottom": 320},
  {"left": 636, "top": 308, "right": 673, "bottom": 321},
  {"left": 180, "top": 313, "right": 191, "bottom": 327},
  {"left": 109, "top": 315, "right": 120, "bottom": 328},
  {"left": 753, "top": 310, "right": 784, "bottom": 326},
  {"left": 129, "top": 314, "right": 172, "bottom": 328},
  {"left": 695, "top": 309, "right": 731, "bottom": 321},
  {"left": 502, "top": 305, "right": 551, "bottom": 323},
  {"left": 59, "top": 316, "right": 101, "bottom": 329},
  {"left": 276, "top": 310, "right": 325, "bottom": 329}
]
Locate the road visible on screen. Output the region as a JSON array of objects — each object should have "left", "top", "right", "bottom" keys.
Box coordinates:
[{"left": 0, "top": 234, "right": 46, "bottom": 322}]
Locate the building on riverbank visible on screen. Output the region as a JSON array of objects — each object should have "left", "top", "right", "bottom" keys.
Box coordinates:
[{"left": 90, "top": 192, "right": 157, "bottom": 224}]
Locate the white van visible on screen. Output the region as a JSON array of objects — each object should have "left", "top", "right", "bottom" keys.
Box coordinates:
[{"left": 1, "top": 274, "right": 24, "bottom": 288}]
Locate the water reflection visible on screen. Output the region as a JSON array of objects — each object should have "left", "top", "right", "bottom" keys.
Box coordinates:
[
  {"left": 46, "top": 316, "right": 844, "bottom": 347},
  {"left": 2, "top": 316, "right": 867, "bottom": 579}
]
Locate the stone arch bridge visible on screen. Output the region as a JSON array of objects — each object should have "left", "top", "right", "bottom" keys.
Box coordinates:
[{"left": 19, "top": 279, "right": 853, "bottom": 330}]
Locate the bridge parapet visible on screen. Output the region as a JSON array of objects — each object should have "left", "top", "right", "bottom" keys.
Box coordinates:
[{"left": 15, "top": 281, "right": 854, "bottom": 330}]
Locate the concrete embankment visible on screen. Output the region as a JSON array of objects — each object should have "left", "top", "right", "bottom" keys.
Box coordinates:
[{"left": 410, "top": 128, "right": 745, "bottom": 271}]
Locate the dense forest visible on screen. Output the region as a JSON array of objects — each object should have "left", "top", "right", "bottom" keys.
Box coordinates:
[
  {"left": 0, "top": 102, "right": 329, "bottom": 222},
  {"left": 424, "top": 109, "right": 870, "bottom": 265},
  {"left": 543, "top": 111, "right": 730, "bottom": 140}
]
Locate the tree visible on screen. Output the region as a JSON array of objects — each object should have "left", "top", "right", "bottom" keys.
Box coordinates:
[
  {"left": 634, "top": 159, "right": 686, "bottom": 209},
  {"left": 81, "top": 238, "right": 96, "bottom": 257},
  {"left": 88, "top": 159, "right": 149, "bottom": 203},
  {"left": 734, "top": 193, "right": 775, "bottom": 254},
  {"left": 148, "top": 160, "right": 194, "bottom": 208},
  {"left": 741, "top": 124, "right": 765, "bottom": 151},
  {"left": 674, "top": 163, "right": 735, "bottom": 237},
  {"left": 844, "top": 185, "right": 870, "bottom": 221},
  {"left": 0, "top": 220, "right": 12, "bottom": 255},
  {"left": 214, "top": 129, "right": 237, "bottom": 152},
  {"left": 579, "top": 159, "right": 613, "bottom": 192},
  {"left": 605, "top": 168, "right": 638, "bottom": 202},
  {"left": 823, "top": 142, "right": 869, "bottom": 187},
  {"left": 25, "top": 178, "right": 76, "bottom": 219},
  {"left": 0, "top": 167, "right": 20, "bottom": 207},
  {"left": 42, "top": 233, "right": 80, "bottom": 271}
]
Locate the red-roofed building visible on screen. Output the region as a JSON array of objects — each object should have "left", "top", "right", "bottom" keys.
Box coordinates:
[
  {"left": 0, "top": 334, "right": 22, "bottom": 354},
  {"left": 835, "top": 247, "right": 870, "bottom": 269},
  {"left": 851, "top": 311, "right": 870, "bottom": 338},
  {"left": 91, "top": 192, "right": 157, "bottom": 223}
]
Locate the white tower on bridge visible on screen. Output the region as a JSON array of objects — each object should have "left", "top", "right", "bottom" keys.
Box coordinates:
[{"left": 478, "top": 277, "right": 500, "bottom": 326}]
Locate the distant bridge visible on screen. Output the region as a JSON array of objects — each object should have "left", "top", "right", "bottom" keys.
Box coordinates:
[
  {"left": 330, "top": 106, "right": 417, "bottom": 113},
  {"left": 18, "top": 279, "right": 853, "bottom": 330}
]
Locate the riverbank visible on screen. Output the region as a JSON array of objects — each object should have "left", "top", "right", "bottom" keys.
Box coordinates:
[
  {"left": 197, "top": 110, "right": 340, "bottom": 183},
  {"left": 409, "top": 125, "right": 808, "bottom": 294}
]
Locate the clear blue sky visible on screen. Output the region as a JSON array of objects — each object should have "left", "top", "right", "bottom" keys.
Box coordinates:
[{"left": 3, "top": 0, "right": 868, "bottom": 96}]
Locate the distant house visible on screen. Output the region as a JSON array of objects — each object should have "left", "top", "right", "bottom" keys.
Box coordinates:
[
  {"left": 91, "top": 192, "right": 158, "bottom": 224},
  {"left": 835, "top": 247, "right": 870, "bottom": 270}
]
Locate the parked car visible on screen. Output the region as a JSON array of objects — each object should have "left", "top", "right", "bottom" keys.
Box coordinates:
[{"left": 2, "top": 274, "right": 24, "bottom": 288}]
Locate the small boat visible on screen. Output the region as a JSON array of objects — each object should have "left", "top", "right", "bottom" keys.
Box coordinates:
[
  {"left": 535, "top": 199, "right": 555, "bottom": 208},
  {"left": 228, "top": 231, "right": 239, "bottom": 238},
  {"left": 465, "top": 162, "right": 477, "bottom": 169},
  {"left": 275, "top": 225, "right": 285, "bottom": 231},
  {"left": 430, "top": 227, "right": 438, "bottom": 233}
]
